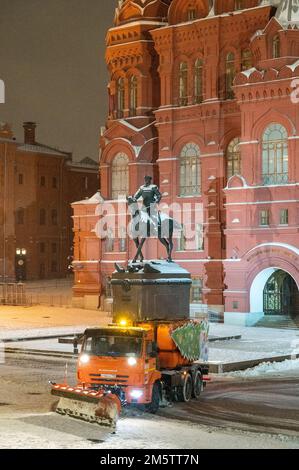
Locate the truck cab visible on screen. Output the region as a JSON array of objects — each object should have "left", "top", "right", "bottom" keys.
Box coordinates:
[{"left": 77, "top": 326, "right": 162, "bottom": 409}]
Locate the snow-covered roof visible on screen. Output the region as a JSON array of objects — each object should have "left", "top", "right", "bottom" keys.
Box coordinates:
[{"left": 72, "top": 191, "right": 104, "bottom": 206}]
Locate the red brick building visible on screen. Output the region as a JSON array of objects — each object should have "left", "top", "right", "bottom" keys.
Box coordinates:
[
  {"left": 0, "top": 121, "right": 98, "bottom": 282},
  {"left": 73, "top": 0, "right": 299, "bottom": 324}
]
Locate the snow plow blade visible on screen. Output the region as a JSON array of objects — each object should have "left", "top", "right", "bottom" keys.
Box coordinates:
[{"left": 51, "top": 384, "right": 121, "bottom": 428}]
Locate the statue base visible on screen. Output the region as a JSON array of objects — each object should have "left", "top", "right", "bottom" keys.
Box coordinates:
[{"left": 111, "top": 261, "right": 192, "bottom": 323}]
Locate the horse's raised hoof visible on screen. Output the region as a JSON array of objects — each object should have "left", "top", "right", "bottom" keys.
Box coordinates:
[{"left": 167, "top": 258, "right": 174, "bottom": 263}]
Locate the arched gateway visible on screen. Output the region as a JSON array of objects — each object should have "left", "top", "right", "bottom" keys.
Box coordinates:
[
  {"left": 264, "top": 270, "right": 298, "bottom": 317},
  {"left": 250, "top": 268, "right": 299, "bottom": 318}
]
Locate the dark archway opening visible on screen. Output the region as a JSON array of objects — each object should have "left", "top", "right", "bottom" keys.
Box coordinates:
[{"left": 263, "top": 270, "right": 299, "bottom": 317}]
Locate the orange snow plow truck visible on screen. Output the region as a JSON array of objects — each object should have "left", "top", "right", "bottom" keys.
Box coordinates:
[
  {"left": 51, "top": 261, "right": 209, "bottom": 427},
  {"left": 51, "top": 319, "right": 209, "bottom": 427}
]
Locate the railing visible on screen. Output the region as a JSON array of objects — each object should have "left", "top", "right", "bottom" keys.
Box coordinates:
[
  {"left": 0, "top": 282, "right": 72, "bottom": 307},
  {"left": 26, "top": 293, "right": 72, "bottom": 307},
  {"left": 0, "top": 283, "right": 27, "bottom": 306}
]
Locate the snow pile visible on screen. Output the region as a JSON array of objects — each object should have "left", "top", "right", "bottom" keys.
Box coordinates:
[{"left": 227, "top": 359, "right": 299, "bottom": 378}]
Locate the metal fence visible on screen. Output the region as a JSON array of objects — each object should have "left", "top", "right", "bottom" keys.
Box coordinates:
[
  {"left": 26, "top": 293, "right": 72, "bottom": 307},
  {"left": 0, "top": 283, "right": 27, "bottom": 306},
  {"left": 0, "top": 283, "right": 72, "bottom": 307}
]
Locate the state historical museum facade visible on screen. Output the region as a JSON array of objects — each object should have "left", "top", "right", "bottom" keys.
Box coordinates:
[{"left": 73, "top": 0, "right": 299, "bottom": 325}]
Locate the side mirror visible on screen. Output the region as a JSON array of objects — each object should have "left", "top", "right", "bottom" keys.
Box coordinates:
[{"left": 147, "top": 342, "right": 158, "bottom": 358}]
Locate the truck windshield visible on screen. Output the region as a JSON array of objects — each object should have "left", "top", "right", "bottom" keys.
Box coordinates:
[{"left": 83, "top": 335, "right": 142, "bottom": 358}]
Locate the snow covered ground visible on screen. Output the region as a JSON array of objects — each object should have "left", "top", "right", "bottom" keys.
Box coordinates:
[
  {"left": 209, "top": 323, "right": 299, "bottom": 364},
  {"left": 224, "top": 358, "right": 299, "bottom": 378},
  {"left": 0, "top": 413, "right": 298, "bottom": 449}
]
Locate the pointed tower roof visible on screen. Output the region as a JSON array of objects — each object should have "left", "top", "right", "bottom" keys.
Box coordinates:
[
  {"left": 275, "top": 0, "right": 299, "bottom": 27},
  {"left": 115, "top": 0, "right": 172, "bottom": 26}
]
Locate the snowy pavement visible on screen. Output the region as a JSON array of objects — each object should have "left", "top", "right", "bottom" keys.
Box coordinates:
[
  {"left": 1, "top": 305, "right": 299, "bottom": 372},
  {"left": 209, "top": 323, "right": 299, "bottom": 364},
  {"left": 0, "top": 305, "right": 110, "bottom": 340},
  {"left": 1, "top": 346, "right": 299, "bottom": 449},
  {"left": 0, "top": 413, "right": 298, "bottom": 449}
]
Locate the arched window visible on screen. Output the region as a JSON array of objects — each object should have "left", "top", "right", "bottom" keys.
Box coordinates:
[
  {"left": 188, "top": 8, "right": 197, "bottom": 21},
  {"left": 179, "top": 62, "right": 188, "bottom": 106},
  {"left": 179, "top": 143, "right": 201, "bottom": 196},
  {"left": 129, "top": 76, "right": 138, "bottom": 116},
  {"left": 194, "top": 59, "right": 203, "bottom": 104},
  {"left": 241, "top": 49, "right": 252, "bottom": 71},
  {"left": 272, "top": 35, "right": 280, "bottom": 59},
  {"left": 262, "top": 124, "right": 288, "bottom": 185},
  {"left": 111, "top": 152, "right": 129, "bottom": 199},
  {"left": 116, "top": 78, "right": 125, "bottom": 119},
  {"left": 227, "top": 137, "right": 241, "bottom": 179},
  {"left": 225, "top": 52, "right": 235, "bottom": 99}
]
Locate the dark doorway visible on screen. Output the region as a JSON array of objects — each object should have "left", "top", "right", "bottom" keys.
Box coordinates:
[{"left": 263, "top": 270, "right": 299, "bottom": 317}]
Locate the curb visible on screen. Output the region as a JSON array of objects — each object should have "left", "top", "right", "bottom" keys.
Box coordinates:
[
  {"left": 5, "top": 347, "right": 76, "bottom": 360},
  {"left": 1, "top": 333, "right": 82, "bottom": 344},
  {"left": 209, "top": 335, "right": 241, "bottom": 343}
]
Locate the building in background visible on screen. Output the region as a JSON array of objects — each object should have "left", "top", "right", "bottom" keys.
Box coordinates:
[
  {"left": 0, "top": 121, "right": 98, "bottom": 281},
  {"left": 73, "top": 0, "right": 299, "bottom": 325}
]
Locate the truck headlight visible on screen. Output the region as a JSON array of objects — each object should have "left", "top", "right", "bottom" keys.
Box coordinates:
[
  {"left": 79, "top": 354, "right": 90, "bottom": 365},
  {"left": 130, "top": 389, "right": 143, "bottom": 399},
  {"left": 127, "top": 357, "right": 137, "bottom": 366}
]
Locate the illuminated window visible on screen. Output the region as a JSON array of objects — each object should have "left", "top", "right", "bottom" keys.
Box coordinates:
[
  {"left": 196, "top": 224, "right": 204, "bottom": 251},
  {"left": 259, "top": 210, "right": 270, "bottom": 226},
  {"left": 280, "top": 209, "right": 289, "bottom": 225},
  {"left": 119, "top": 227, "right": 127, "bottom": 252},
  {"left": 188, "top": 9, "right": 197, "bottom": 21},
  {"left": 179, "top": 143, "right": 201, "bottom": 196},
  {"left": 105, "top": 229, "right": 115, "bottom": 252},
  {"left": 178, "top": 225, "right": 186, "bottom": 251},
  {"left": 179, "top": 62, "right": 188, "bottom": 106},
  {"left": 241, "top": 49, "right": 252, "bottom": 71},
  {"left": 111, "top": 152, "right": 129, "bottom": 199},
  {"left": 262, "top": 124, "right": 288, "bottom": 185},
  {"left": 116, "top": 77, "right": 125, "bottom": 119},
  {"left": 273, "top": 35, "right": 280, "bottom": 58},
  {"left": 225, "top": 52, "right": 235, "bottom": 99},
  {"left": 227, "top": 137, "right": 241, "bottom": 178},
  {"left": 194, "top": 59, "right": 203, "bottom": 104},
  {"left": 129, "top": 76, "right": 138, "bottom": 117},
  {"left": 191, "top": 279, "right": 203, "bottom": 303}
]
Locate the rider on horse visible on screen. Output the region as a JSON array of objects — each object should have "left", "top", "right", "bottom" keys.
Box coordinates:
[{"left": 134, "top": 176, "right": 162, "bottom": 214}]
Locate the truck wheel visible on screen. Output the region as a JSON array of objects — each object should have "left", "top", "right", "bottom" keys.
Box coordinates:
[
  {"left": 192, "top": 371, "right": 202, "bottom": 400},
  {"left": 177, "top": 373, "right": 192, "bottom": 403},
  {"left": 146, "top": 382, "right": 160, "bottom": 414}
]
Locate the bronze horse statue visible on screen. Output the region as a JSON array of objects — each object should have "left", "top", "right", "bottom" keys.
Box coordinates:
[{"left": 127, "top": 196, "right": 182, "bottom": 263}]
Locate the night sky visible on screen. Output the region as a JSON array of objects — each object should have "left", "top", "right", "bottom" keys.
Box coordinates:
[{"left": 0, "top": 0, "right": 117, "bottom": 161}]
